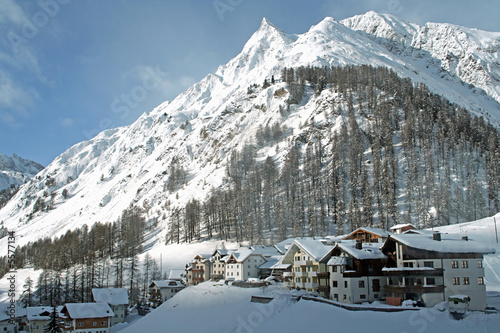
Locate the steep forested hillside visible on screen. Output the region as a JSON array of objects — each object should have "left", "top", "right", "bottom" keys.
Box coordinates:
[{"left": 169, "top": 65, "right": 499, "bottom": 244}]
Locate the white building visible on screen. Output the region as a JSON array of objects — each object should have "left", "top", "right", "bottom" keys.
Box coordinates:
[
  {"left": 325, "top": 241, "right": 388, "bottom": 304},
  {"left": 211, "top": 249, "right": 229, "bottom": 281},
  {"left": 148, "top": 280, "right": 185, "bottom": 307},
  {"left": 225, "top": 248, "right": 267, "bottom": 281},
  {"left": 92, "top": 288, "right": 129, "bottom": 326},
  {"left": 381, "top": 231, "right": 495, "bottom": 310}
]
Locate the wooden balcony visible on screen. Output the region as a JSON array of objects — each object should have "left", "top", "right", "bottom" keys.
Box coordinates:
[
  {"left": 384, "top": 284, "right": 445, "bottom": 294},
  {"left": 192, "top": 268, "right": 205, "bottom": 274},
  {"left": 318, "top": 285, "right": 330, "bottom": 294},
  {"left": 317, "top": 272, "right": 329, "bottom": 279},
  {"left": 383, "top": 268, "right": 443, "bottom": 276}
]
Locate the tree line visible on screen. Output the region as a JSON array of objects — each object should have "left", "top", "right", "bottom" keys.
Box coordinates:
[
  {"left": 165, "top": 65, "right": 499, "bottom": 244},
  {"left": 4, "top": 205, "right": 163, "bottom": 306}
]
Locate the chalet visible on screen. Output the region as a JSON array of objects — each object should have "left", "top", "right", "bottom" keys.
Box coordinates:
[
  {"left": 381, "top": 231, "right": 495, "bottom": 310},
  {"left": 280, "top": 239, "right": 332, "bottom": 297},
  {"left": 26, "top": 306, "right": 63, "bottom": 333},
  {"left": 389, "top": 224, "right": 416, "bottom": 234},
  {"left": 225, "top": 248, "right": 267, "bottom": 280},
  {"left": 343, "top": 227, "right": 389, "bottom": 243},
  {"left": 60, "top": 303, "right": 113, "bottom": 333},
  {"left": 211, "top": 249, "right": 229, "bottom": 281},
  {"left": 186, "top": 254, "right": 212, "bottom": 285},
  {"left": 324, "top": 240, "right": 388, "bottom": 304},
  {"left": 92, "top": 288, "right": 129, "bottom": 326},
  {"left": 148, "top": 280, "right": 185, "bottom": 308}
]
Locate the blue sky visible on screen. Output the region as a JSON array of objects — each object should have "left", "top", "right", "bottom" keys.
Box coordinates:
[{"left": 1, "top": 0, "right": 499, "bottom": 166}]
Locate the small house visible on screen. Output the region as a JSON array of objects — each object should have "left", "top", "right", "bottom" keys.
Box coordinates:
[
  {"left": 92, "top": 288, "right": 129, "bottom": 326},
  {"left": 60, "top": 303, "right": 113, "bottom": 333},
  {"left": 148, "top": 280, "right": 185, "bottom": 308}
]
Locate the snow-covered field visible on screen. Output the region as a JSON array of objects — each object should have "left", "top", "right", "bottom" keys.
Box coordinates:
[{"left": 116, "top": 282, "right": 500, "bottom": 333}]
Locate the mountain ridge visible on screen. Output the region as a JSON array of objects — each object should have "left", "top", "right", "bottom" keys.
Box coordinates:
[{"left": 0, "top": 12, "right": 499, "bottom": 249}]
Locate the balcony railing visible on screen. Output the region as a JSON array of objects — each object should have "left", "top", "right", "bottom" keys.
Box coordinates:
[
  {"left": 283, "top": 272, "right": 294, "bottom": 277},
  {"left": 295, "top": 260, "right": 313, "bottom": 266},
  {"left": 304, "top": 282, "right": 319, "bottom": 289},
  {"left": 192, "top": 268, "right": 205, "bottom": 274},
  {"left": 317, "top": 285, "right": 330, "bottom": 293},
  {"left": 384, "top": 284, "right": 445, "bottom": 294},
  {"left": 294, "top": 271, "right": 307, "bottom": 277},
  {"left": 317, "top": 272, "right": 329, "bottom": 279}
]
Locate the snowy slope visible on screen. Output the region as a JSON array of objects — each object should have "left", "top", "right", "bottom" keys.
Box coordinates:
[
  {"left": 1, "top": 13, "right": 500, "bottom": 250},
  {"left": 0, "top": 153, "right": 43, "bottom": 192},
  {"left": 117, "top": 282, "right": 500, "bottom": 333}
]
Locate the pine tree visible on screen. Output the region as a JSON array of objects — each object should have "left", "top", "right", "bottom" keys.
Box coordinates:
[{"left": 43, "top": 305, "right": 62, "bottom": 333}]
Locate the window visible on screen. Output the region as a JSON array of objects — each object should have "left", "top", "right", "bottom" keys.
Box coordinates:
[
  {"left": 426, "top": 278, "right": 435, "bottom": 285},
  {"left": 296, "top": 277, "right": 300, "bottom": 283},
  {"left": 477, "top": 260, "right": 483, "bottom": 268},
  {"left": 332, "top": 280, "right": 338, "bottom": 287},
  {"left": 78, "top": 323, "right": 84, "bottom": 327},
  {"left": 343, "top": 294, "right": 347, "bottom": 300},
  {"left": 332, "top": 266, "right": 337, "bottom": 272},
  {"left": 461, "top": 261, "right": 468, "bottom": 269},
  {"left": 344, "top": 281, "right": 348, "bottom": 288},
  {"left": 93, "top": 322, "right": 97, "bottom": 326},
  {"left": 424, "top": 261, "right": 434, "bottom": 268},
  {"left": 360, "top": 294, "right": 366, "bottom": 299},
  {"left": 359, "top": 280, "right": 365, "bottom": 288},
  {"left": 463, "top": 277, "right": 470, "bottom": 285},
  {"left": 374, "top": 294, "right": 379, "bottom": 299},
  {"left": 334, "top": 293, "right": 338, "bottom": 300},
  {"left": 453, "top": 277, "right": 460, "bottom": 285},
  {"left": 452, "top": 261, "right": 459, "bottom": 268},
  {"left": 478, "top": 277, "right": 484, "bottom": 285}
]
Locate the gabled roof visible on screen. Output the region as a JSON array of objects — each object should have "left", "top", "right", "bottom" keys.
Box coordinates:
[
  {"left": 92, "top": 288, "right": 129, "bottom": 305},
  {"left": 27, "top": 306, "right": 64, "bottom": 321},
  {"left": 61, "top": 303, "right": 114, "bottom": 319},
  {"left": 250, "top": 245, "right": 282, "bottom": 257},
  {"left": 343, "top": 227, "right": 389, "bottom": 240},
  {"left": 225, "top": 248, "right": 266, "bottom": 263},
  {"left": 383, "top": 233, "right": 496, "bottom": 254},
  {"left": 284, "top": 239, "right": 331, "bottom": 262},
  {"left": 168, "top": 269, "right": 186, "bottom": 281},
  {"left": 150, "top": 280, "right": 185, "bottom": 289},
  {"left": 389, "top": 224, "right": 416, "bottom": 230},
  {"left": 331, "top": 241, "right": 387, "bottom": 261}
]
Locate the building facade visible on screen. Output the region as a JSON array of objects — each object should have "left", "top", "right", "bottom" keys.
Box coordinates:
[
  {"left": 92, "top": 288, "right": 128, "bottom": 326},
  {"left": 381, "top": 232, "right": 494, "bottom": 310}
]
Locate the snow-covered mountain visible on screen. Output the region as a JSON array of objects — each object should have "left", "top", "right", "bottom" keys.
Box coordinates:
[
  {"left": 1, "top": 12, "right": 500, "bottom": 248},
  {"left": 0, "top": 153, "right": 43, "bottom": 192}
]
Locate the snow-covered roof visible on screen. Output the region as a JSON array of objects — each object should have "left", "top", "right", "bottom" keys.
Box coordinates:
[
  {"left": 390, "top": 224, "right": 415, "bottom": 230},
  {"left": 62, "top": 303, "right": 114, "bottom": 319},
  {"left": 168, "top": 269, "right": 186, "bottom": 281},
  {"left": 151, "top": 280, "right": 185, "bottom": 289},
  {"left": 327, "top": 256, "right": 347, "bottom": 266},
  {"left": 92, "top": 288, "right": 129, "bottom": 305},
  {"left": 293, "top": 239, "right": 332, "bottom": 261},
  {"left": 26, "top": 306, "right": 64, "bottom": 321},
  {"left": 344, "top": 227, "right": 389, "bottom": 239},
  {"left": 387, "top": 233, "right": 496, "bottom": 254},
  {"left": 225, "top": 247, "right": 266, "bottom": 263},
  {"left": 334, "top": 241, "right": 387, "bottom": 260},
  {"left": 250, "top": 245, "right": 282, "bottom": 257}
]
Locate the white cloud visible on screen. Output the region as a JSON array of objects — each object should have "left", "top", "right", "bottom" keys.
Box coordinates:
[
  {"left": 0, "top": 0, "right": 29, "bottom": 26},
  {"left": 0, "top": 73, "right": 34, "bottom": 112}
]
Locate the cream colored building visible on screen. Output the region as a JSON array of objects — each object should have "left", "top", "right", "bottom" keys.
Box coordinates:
[{"left": 280, "top": 239, "right": 332, "bottom": 297}]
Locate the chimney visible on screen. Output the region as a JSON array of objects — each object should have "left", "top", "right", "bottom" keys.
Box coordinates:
[
  {"left": 433, "top": 232, "right": 441, "bottom": 241},
  {"left": 355, "top": 239, "right": 363, "bottom": 250},
  {"left": 462, "top": 236, "right": 468, "bottom": 241}
]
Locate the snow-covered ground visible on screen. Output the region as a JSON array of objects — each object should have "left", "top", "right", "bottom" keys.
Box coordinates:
[{"left": 115, "top": 281, "right": 500, "bottom": 333}]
